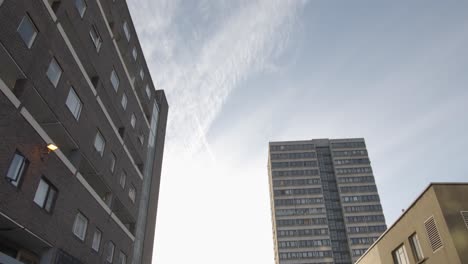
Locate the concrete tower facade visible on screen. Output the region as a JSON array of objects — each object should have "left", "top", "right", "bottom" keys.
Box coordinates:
[{"left": 268, "top": 138, "right": 386, "bottom": 264}]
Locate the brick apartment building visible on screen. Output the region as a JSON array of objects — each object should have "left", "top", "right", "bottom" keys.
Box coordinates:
[{"left": 0, "top": 0, "right": 168, "bottom": 263}]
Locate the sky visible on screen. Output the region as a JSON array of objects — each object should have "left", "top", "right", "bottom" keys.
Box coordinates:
[{"left": 127, "top": 1, "right": 468, "bottom": 263}]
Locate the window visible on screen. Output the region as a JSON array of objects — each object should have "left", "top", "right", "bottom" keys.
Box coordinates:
[
  {"left": 92, "top": 229, "right": 102, "bottom": 252},
  {"left": 123, "top": 21, "right": 130, "bottom": 41},
  {"left": 340, "top": 185, "right": 377, "bottom": 193},
  {"left": 138, "top": 134, "right": 144, "bottom": 145},
  {"left": 74, "top": 0, "right": 86, "bottom": 18},
  {"left": 33, "top": 178, "right": 57, "bottom": 213},
  {"left": 274, "top": 187, "right": 322, "bottom": 196},
  {"left": 392, "top": 244, "right": 409, "bottom": 264},
  {"left": 118, "top": 251, "right": 126, "bottom": 264},
  {"left": 344, "top": 204, "right": 382, "bottom": 213},
  {"left": 132, "top": 47, "right": 137, "bottom": 60},
  {"left": 128, "top": 185, "right": 136, "bottom": 203},
  {"left": 6, "top": 152, "right": 28, "bottom": 187},
  {"left": 110, "top": 70, "right": 119, "bottom": 92},
  {"left": 46, "top": 57, "right": 62, "bottom": 87},
  {"left": 121, "top": 93, "right": 127, "bottom": 110},
  {"left": 278, "top": 250, "right": 332, "bottom": 260},
  {"left": 335, "top": 166, "right": 373, "bottom": 175},
  {"left": 130, "top": 114, "right": 136, "bottom": 128},
  {"left": 89, "top": 25, "right": 102, "bottom": 52},
  {"left": 110, "top": 153, "right": 116, "bottom": 173},
  {"left": 337, "top": 176, "right": 375, "bottom": 184},
  {"left": 145, "top": 85, "right": 151, "bottom": 98},
  {"left": 271, "top": 151, "right": 317, "bottom": 160},
  {"left": 102, "top": 192, "right": 112, "bottom": 207},
  {"left": 65, "top": 87, "right": 82, "bottom": 120},
  {"left": 94, "top": 131, "right": 105, "bottom": 156},
  {"left": 270, "top": 143, "right": 314, "bottom": 152},
  {"left": 331, "top": 141, "right": 366, "bottom": 149},
  {"left": 347, "top": 225, "right": 386, "bottom": 234},
  {"left": 272, "top": 169, "right": 319, "bottom": 177},
  {"left": 105, "top": 241, "right": 115, "bottom": 263},
  {"left": 352, "top": 249, "right": 367, "bottom": 257},
  {"left": 139, "top": 68, "right": 144, "bottom": 80},
  {"left": 119, "top": 171, "right": 126, "bottom": 189},
  {"left": 72, "top": 212, "right": 88, "bottom": 241},
  {"left": 409, "top": 233, "right": 424, "bottom": 261},
  {"left": 271, "top": 160, "right": 318, "bottom": 168},
  {"left": 277, "top": 228, "right": 328, "bottom": 238},
  {"left": 17, "top": 14, "right": 38, "bottom": 49},
  {"left": 335, "top": 158, "right": 370, "bottom": 166},
  {"left": 345, "top": 215, "right": 385, "bottom": 223},
  {"left": 342, "top": 195, "right": 380, "bottom": 203}
]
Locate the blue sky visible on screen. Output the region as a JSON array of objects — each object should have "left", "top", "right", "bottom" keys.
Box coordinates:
[{"left": 128, "top": 1, "right": 468, "bottom": 263}]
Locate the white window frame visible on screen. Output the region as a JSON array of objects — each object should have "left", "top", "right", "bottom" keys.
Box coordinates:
[
  {"left": 130, "top": 114, "right": 136, "bottom": 128},
  {"left": 74, "top": 0, "right": 87, "bottom": 18},
  {"left": 145, "top": 85, "right": 151, "bottom": 98},
  {"left": 123, "top": 21, "right": 130, "bottom": 41},
  {"left": 132, "top": 47, "right": 137, "bottom": 61},
  {"left": 120, "top": 171, "right": 126, "bottom": 189},
  {"left": 65, "top": 87, "right": 83, "bottom": 120},
  {"left": 128, "top": 185, "right": 136, "bottom": 203},
  {"left": 94, "top": 130, "right": 106, "bottom": 156},
  {"left": 106, "top": 241, "right": 115, "bottom": 263},
  {"left": 46, "top": 57, "right": 62, "bottom": 87},
  {"left": 393, "top": 244, "right": 410, "bottom": 264},
  {"left": 110, "top": 153, "right": 116, "bottom": 173},
  {"left": 409, "top": 233, "right": 424, "bottom": 261},
  {"left": 121, "top": 93, "right": 127, "bottom": 110},
  {"left": 72, "top": 212, "right": 88, "bottom": 241},
  {"left": 17, "top": 14, "right": 38, "bottom": 49},
  {"left": 6, "top": 152, "right": 28, "bottom": 187},
  {"left": 118, "top": 251, "right": 127, "bottom": 264},
  {"left": 92, "top": 229, "right": 102, "bottom": 252},
  {"left": 89, "top": 25, "right": 102, "bottom": 52},
  {"left": 33, "top": 178, "right": 57, "bottom": 213},
  {"left": 110, "top": 69, "right": 119, "bottom": 92}
]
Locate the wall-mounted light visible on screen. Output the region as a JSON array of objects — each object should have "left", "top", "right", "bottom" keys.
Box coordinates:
[
  {"left": 41, "top": 143, "right": 59, "bottom": 161},
  {"left": 47, "top": 143, "right": 58, "bottom": 152}
]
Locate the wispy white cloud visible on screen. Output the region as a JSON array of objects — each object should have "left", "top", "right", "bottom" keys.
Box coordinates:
[
  {"left": 129, "top": 0, "right": 304, "bottom": 157},
  {"left": 127, "top": 1, "right": 305, "bottom": 263}
]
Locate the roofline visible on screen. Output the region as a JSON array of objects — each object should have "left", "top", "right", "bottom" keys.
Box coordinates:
[
  {"left": 355, "top": 182, "right": 468, "bottom": 263},
  {"left": 268, "top": 138, "right": 365, "bottom": 145},
  {"left": 269, "top": 139, "right": 315, "bottom": 145}
]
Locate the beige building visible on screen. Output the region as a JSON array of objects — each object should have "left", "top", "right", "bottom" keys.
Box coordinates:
[{"left": 356, "top": 183, "right": 468, "bottom": 264}]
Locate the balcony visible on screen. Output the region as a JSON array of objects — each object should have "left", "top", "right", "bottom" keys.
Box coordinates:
[{"left": 0, "top": 212, "right": 51, "bottom": 264}]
